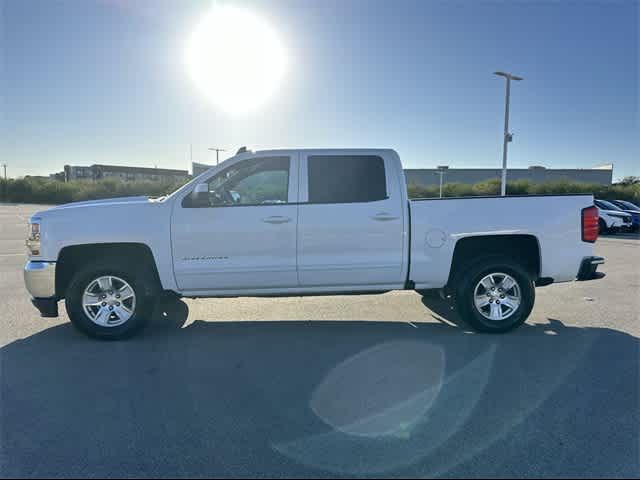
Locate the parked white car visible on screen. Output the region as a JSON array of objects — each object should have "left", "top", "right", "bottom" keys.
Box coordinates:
[
  {"left": 594, "top": 199, "right": 633, "bottom": 233},
  {"left": 24, "top": 148, "right": 604, "bottom": 339}
]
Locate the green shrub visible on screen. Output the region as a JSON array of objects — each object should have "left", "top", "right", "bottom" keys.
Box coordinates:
[
  {"left": 1, "top": 176, "right": 638, "bottom": 205},
  {"left": 407, "top": 183, "right": 438, "bottom": 199},
  {"left": 472, "top": 179, "right": 501, "bottom": 196},
  {"left": 406, "top": 177, "right": 639, "bottom": 204},
  {"left": 0, "top": 177, "right": 186, "bottom": 204}
]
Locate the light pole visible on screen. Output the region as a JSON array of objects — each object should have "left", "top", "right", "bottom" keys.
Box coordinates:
[
  {"left": 2, "top": 164, "right": 6, "bottom": 201},
  {"left": 494, "top": 71, "right": 523, "bottom": 196},
  {"left": 435, "top": 165, "right": 448, "bottom": 198},
  {"left": 208, "top": 147, "right": 226, "bottom": 166}
]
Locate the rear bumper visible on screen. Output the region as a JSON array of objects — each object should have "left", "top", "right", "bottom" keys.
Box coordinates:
[
  {"left": 24, "top": 261, "right": 59, "bottom": 317},
  {"left": 577, "top": 256, "right": 605, "bottom": 281}
]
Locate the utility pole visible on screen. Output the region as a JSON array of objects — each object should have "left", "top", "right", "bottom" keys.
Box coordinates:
[
  {"left": 494, "top": 71, "right": 523, "bottom": 196},
  {"left": 208, "top": 147, "right": 226, "bottom": 165}
]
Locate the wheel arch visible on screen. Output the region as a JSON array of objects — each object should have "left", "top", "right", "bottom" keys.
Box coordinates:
[
  {"left": 447, "top": 234, "right": 541, "bottom": 290},
  {"left": 56, "top": 242, "right": 161, "bottom": 299}
]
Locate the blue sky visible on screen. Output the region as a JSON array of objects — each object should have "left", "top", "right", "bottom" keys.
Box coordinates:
[{"left": 1, "top": 0, "right": 637, "bottom": 179}]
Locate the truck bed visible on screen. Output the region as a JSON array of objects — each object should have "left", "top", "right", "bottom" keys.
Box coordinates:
[{"left": 408, "top": 194, "right": 595, "bottom": 289}]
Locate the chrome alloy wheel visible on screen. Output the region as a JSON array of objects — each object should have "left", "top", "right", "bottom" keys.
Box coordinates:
[
  {"left": 82, "top": 275, "right": 136, "bottom": 327},
  {"left": 473, "top": 272, "right": 521, "bottom": 321}
]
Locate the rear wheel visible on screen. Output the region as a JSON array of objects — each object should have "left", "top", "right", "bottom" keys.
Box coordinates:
[
  {"left": 65, "top": 259, "right": 159, "bottom": 339},
  {"left": 454, "top": 256, "right": 534, "bottom": 333}
]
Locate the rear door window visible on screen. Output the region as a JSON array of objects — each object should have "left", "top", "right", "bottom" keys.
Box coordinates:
[{"left": 307, "top": 155, "right": 387, "bottom": 203}]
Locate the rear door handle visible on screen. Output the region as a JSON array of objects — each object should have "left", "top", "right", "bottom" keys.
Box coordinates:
[
  {"left": 371, "top": 212, "right": 399, "bottom": 221},
  {"left": 262, "top": 216, "right": 291, "bottom": 224}
]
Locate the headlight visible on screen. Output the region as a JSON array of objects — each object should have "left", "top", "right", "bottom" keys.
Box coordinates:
[{"left": 26, "top": 221, "right": 41, "bottom": 256}]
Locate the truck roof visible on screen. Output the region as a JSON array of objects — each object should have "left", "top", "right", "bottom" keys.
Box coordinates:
[{"left": 242, "top": 147, "right": 398, "bottom": 157}]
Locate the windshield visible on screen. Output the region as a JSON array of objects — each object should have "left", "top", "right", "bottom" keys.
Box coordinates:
[
  {"left": 616, "top": 200, "right": 639, "bottom": 210},
  {"left": 595, "top": 199, "right": 622, "bottom": 211}
]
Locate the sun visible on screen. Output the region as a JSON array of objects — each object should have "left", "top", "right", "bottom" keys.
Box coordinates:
[{"left": 185, "top": 6, "right": 287, "bottom": 114}]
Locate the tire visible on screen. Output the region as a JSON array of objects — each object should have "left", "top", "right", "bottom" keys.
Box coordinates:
[
  {"left": 598, "top": 218, "right": 608, "bottom": 234},
  {"left": 65, "top": 258, "right": 159, "bottom": 340},
  {"left": 454, "top": 255, "right": 535, "bottom": 333}
]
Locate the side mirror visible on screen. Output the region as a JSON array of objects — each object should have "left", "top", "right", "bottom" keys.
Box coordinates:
[
  {"left": 191, "top": 183, "right": 209, "bottom": 207},
  {"left": 229, "top": 190, "right": 241, "bottom": 204}
]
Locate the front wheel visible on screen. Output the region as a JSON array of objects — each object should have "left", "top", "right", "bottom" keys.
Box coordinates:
[
  {"left": 454, "top": 256, "right": 535, "bottom": 333},
  {"left": 598, "top": 218, "right": 608, "bottom": 234},
  {"left": 65, "top": 259, "right": 158, "bottom": 339}
]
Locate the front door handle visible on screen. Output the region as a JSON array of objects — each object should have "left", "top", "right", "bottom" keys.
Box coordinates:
[
  {"left": 262, "top": 216, "right": 291, "bottom": 224},
  {"left": 371, "top": 212, "right": 399, "bottom": 222}
]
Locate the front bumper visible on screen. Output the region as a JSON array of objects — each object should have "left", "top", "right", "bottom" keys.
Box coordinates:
[
  {"left": 610, "top": 224, "right": 634, "bottom": 233},
  {"left": 31, "top": 297, "right": 59, "bottom": 317},
  {"left": 24, "top": 261, "right": 56, "bottom": 298},
  {"left": 606, "top": 218, "right": 625, "bottom": 229},
  {"left": 577, "top": 256, "right": 605, "bottom": 281},
  {"left": 24, "top": 261, "right": 59, "bottom": 317}
]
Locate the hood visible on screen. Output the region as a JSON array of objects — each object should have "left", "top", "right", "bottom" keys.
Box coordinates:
[
  {"left": 31, "top": 196, "right": 151, "bottom": 221},
  {"left": 51, "top": 196, "right": 149, "bottom": 209},
  {"left": 619, "top": 208, "right": 640, "bottom": 215},
  {"left": 598, "top": 208, "right": 631, "bottom": 217}
]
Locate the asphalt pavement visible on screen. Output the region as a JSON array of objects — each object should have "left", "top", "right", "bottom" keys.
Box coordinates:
[{"left": 1, "top": 203, "right": 638, "bottom": 478}]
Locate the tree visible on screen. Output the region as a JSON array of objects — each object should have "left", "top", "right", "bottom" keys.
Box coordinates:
[{"left": 617, "top": 176, "right": 640, "bottom": 186}]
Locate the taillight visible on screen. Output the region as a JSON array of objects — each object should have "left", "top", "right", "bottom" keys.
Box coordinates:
[{"left": 582, "top": 206, "right": 599, "bottom": 243}]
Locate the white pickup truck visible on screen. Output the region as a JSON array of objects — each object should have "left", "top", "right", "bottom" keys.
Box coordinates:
[{"left": 24, "top": 148, "right": 604, "bottom": 339}]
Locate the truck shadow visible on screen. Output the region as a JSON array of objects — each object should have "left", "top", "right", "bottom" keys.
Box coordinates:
[
  {"left": 419, "top": 291, "right": 464, "bottom": 327},
  {"left": 1, "top": 298, "right": 637, "bottom": 478}
]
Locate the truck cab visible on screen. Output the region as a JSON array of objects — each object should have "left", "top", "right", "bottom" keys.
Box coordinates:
[{"left": 171, "top": 149, "right": 409, "bottom": 294}]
